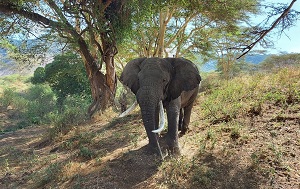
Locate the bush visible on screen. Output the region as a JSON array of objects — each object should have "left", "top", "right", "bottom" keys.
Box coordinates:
[
  {"left": 48, "top": 95, "right": 91, "bottom": 139},
  {"left": 31, "top": 53, "right": 90, "bottom": 107},
  {"left": 31, "top": 67, "right": 45, "bottom": 84},
  {"left": 0, "top": 87, "right": 18, "bottom": 107},
  {"left": 24, "top": 84, "right": 57, "bottom": 124}
]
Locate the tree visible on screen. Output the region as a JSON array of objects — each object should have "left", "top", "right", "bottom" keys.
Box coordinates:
[
  {"left": 32, "top": 53, "right": 91, "bottom": 107},
  {"left": 260, "top": 53, "right": 300, "bottom": 71},
  {"left": 119, "top": 0, "right": 259, "bottom": 62},
  {"left": 0, "top": 0, "right": 135, "bottom": 116}
]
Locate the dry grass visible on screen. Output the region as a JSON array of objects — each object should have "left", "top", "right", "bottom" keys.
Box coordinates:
[
  {"left": 0, "top": 68, "right": 299, "bottom": 188},
  {"left": 0, "top": 74, "right": 30, "bottom": 94}
]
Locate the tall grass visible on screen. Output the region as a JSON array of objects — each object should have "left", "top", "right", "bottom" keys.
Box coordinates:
[{"left": 200, "top": 68, "right": 300, "bottom": 124}]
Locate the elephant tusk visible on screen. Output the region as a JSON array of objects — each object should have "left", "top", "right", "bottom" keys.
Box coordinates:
[
  {"left": 119, "top": 101, "right": 138, "bottom": 118},
  {"left": 152, "top": 101, "right": 165, "bottom": 133}
]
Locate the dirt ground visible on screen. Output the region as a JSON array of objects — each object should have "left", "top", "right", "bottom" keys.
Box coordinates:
[{"left": 0, "top": 99, "right": 299, "bottom": 188}]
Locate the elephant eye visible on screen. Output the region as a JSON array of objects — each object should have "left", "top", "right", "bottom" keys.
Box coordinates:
[{"left": 162, "top": 78, "right": 167, "bottom": 82}]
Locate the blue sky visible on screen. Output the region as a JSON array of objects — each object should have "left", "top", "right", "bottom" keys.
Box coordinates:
[{"left": 251, "top": 0, "right": 300, "bottom": 54}]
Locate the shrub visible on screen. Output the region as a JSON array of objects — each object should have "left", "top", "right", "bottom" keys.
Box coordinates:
[
  {"left": 24, "top": 84, "right": 57, "bottom": 124},
  {"left": 31, "top": 67, "right": 45, "bottom": 84},
  {"left": 31, "top": 52, "right": 91, "bottom": 110},
  {"left": 48, "top": 95, "right": 91, "bottom": 139},
  {"left": 0, "top": 87, "right": 18, "bottom": 107}
]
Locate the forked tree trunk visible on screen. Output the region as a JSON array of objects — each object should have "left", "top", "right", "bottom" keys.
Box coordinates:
[
  {"left": 78, "top": 38, "right": 117, "bottom": 117},
  {"left": 86, "top": 56, "right": 117, "bottom": 117}
]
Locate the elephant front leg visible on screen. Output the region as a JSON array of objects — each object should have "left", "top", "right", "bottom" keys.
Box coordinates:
[
  {"left": 178, "top": 108, "right": 183, "bottom": 131},
  {"left": 165, "top": 99, "right": 181, "bottom": 155}
]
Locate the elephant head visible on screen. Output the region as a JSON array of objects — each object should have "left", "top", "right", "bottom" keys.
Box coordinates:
[{"left": 120, "top": 57, "right": 201, "bottom": 155}]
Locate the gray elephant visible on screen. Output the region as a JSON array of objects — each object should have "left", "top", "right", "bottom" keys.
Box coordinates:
[{"left": 120, "top": 57, "right": 201, "bottom": 155}]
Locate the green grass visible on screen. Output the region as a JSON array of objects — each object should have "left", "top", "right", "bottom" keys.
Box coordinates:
[{"left": 201, "top": 68, "right": 300, "bottom": 124}]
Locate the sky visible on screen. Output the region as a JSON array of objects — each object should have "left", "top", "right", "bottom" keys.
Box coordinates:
[{"left": 251, "top": 0, "right": 300, "bottom": 54}]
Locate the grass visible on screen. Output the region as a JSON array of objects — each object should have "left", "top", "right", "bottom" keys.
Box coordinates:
[
  {"left": 0, "top": 74, "right": 30, "bottom": 94},
  {"left": 201, "top": 68, "right": 300, "bottom": 125},
  {"left": 0, "top": 67, "right": 299, "bottom": 188}
]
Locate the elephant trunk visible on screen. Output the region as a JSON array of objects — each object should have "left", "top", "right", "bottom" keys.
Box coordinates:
[{"left": 137, "top": 88, "right": 162, "bottom": 148}]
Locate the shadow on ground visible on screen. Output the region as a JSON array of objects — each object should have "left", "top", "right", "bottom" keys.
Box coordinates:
[{"left": 74, "top": 145, "right": 161, "bottom": 189}]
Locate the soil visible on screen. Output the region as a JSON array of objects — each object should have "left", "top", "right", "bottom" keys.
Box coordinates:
[{"left": 0, "top": 99, "right": 299, "bottom": 189}]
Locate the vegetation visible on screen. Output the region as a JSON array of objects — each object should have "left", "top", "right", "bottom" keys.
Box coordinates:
[
  {"left": 1, "top": 60, "right": 299, "bottom": 188},
  {"left": 31, "top": 53, "right": 91, "bottom": 107},
  {"left": 0, "top": 53, "right": 92, "bottom": 134},
  {"left": 259, "top": 53, "right": 300, "bottom": 71},
  {"left": 0, "top": 0, "right": 263, "bottom": 113}
]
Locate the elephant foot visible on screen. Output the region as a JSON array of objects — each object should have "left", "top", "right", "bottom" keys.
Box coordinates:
[
  {"left": 160, "top": 136, "right": 181, "bottom": 156},
  {"left": 167, "top": 146, "right": 181, "bottom": 157},
  {"left": 179, "top": 127, "right": 189, "bottom": 137}
]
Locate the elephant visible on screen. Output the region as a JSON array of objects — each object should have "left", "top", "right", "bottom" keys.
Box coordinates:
[{"left": 120, "top": 57, "right": 201, "bottom": 156}]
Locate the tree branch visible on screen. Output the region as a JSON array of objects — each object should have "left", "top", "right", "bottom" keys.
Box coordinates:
[
  {"left": 165, "top": 11, "right": 198, "bottom": 47},
  {"left": 0, "top": 3, "right": 60, "bottom": 29},
  {"left": 237, "top": 0, "right": 297, "bottom": 59}
]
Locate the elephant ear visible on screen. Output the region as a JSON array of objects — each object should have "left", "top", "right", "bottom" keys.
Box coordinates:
[
  {"left": 120, "top": 57, "right": 146, "bottom": 94},
  {"left": 165, "top": 58, "right": 201, "bottom": 100}
]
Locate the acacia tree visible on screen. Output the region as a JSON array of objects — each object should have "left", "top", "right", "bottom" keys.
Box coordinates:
[
  {"left": 0, "top": 0, "right": 136, "bottom": 116},
  {"left": 126, "top": 0, "right": 259, "bottom": 60}
]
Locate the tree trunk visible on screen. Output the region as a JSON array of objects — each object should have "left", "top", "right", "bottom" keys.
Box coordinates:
[
  {"left": 86, "top": 54, "right": 117, "bottom": 117},
  {"left": 104, "top": 50, "right": 117, "bottom": 99},
  {"left": 77, "top": 37, "right": 116, "bottom": 117},
  {"left": 156, "top": 8, "right": 173, "bottom": 58},
  {"left": 87, "top": 69, "right": 109, "bottom": 116}
]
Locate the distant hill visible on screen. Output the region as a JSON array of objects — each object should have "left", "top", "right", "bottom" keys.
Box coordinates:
[
  {"left": 0, "top": 47, "right": 53, "bottom": 76},
  {"left": 200, "top": 54, "right": 270, "bottom": 72},
  {"left": 0, "top": 38, "right": 57, "bottom": 76},
  {"left": 0, "top": 48, "right": 16, "bottom": 76},
  {"left": 245, "top": 54, "right": 269, "bottom": 64}
]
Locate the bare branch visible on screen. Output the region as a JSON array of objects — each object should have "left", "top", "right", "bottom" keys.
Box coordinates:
[{"left": 237, "top": 0, "right": 297, "bottom": 59}]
